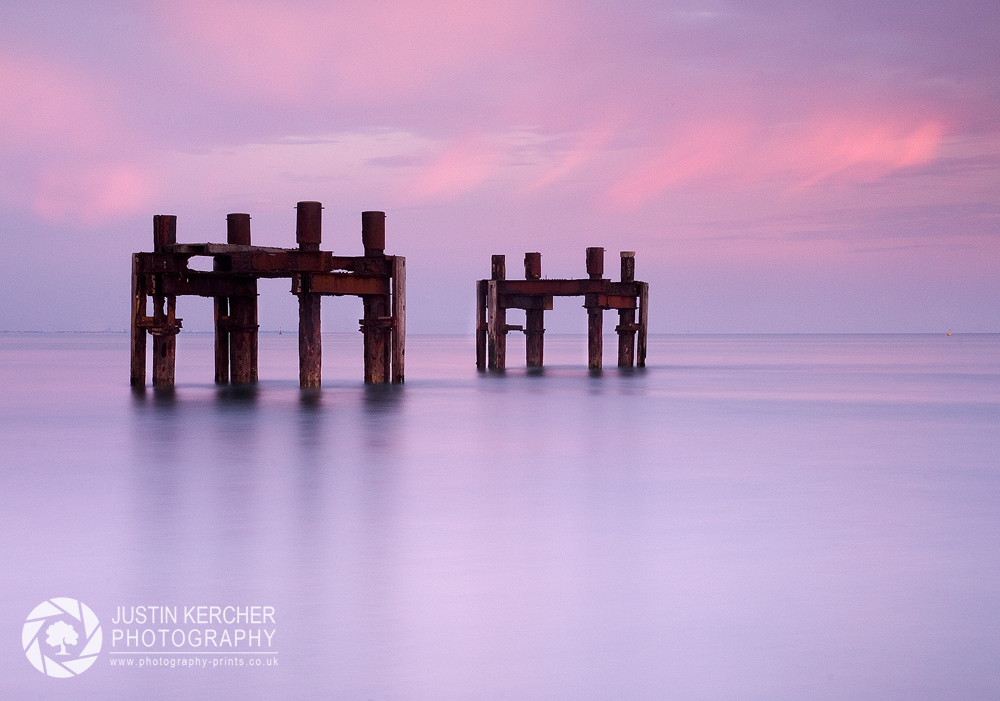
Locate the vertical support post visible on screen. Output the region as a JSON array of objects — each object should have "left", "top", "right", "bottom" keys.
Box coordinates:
[
  {"left": 361, "top": 211, "right": 389, "bottom": 384},
  {"left": 213, "top": 294, "right": 229, "bottom": 384},
  {"left": 617, "top": 251, "right": 636, "bottom": 367},
  {"left": 524, "top": 252, "right": 544, "bottom": 367},
  {"left": 130, "top": 253, "right": 147, "bottom": 386},
  {"left": 637, "top": 281, "right": 648, "bottom": 368},
  {"left": 476, "top": 279, "right": 488, "bottom": 370},
  {"left": 152, "top": 215, "right": 177, "bottom": 386},
  {"left": 227, "top": 213, "right": 258, "bottom": 383},
  {"left": 585, "top": 246, "right": 604, "bottom": 370},
  {"left": 391, "top": 255, "right": 406, "bottom": 383},
  {"left": 297, "top": 202, "right": 323, "bottom": 388},
  {"left": 487, "top": 255, "right": 506, "bottom": 370}
]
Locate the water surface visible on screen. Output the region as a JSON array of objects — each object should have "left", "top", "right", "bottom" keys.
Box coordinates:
[{"left": 1, "top": 333, "right": 998, "bottom": 700}]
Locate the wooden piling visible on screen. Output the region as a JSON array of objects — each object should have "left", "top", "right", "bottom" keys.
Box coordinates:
[
  {"left": 130, "top": 253, "right": 147, "bottom": 386},
  {"left": 524, "top": 252, "right": 544, "bottom": 367},
  {"left": 391, "top": 255, "right": 406, "bottom": 383},
  {"left": 585, "top": 247, "right": 604, "bottom": 370},
  {"left": 617, "top": 251, "right": 636, "bottom": 367},
  {"left": 487, "top": 255, "right": 507, "bottom": 370},
  {"left": 296, "top": 202, "right": 322, "bottom": 387}
]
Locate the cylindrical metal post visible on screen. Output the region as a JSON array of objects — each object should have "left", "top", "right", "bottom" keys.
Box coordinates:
[
  {"left": 491, "top": 254, "right": 506, "bottom": 282},
  {"left": 361, "top": 211, "right": 386, "bottom": 256},
  {"left": 586, "top": 246, "right": 604, "bottom": 279},
  {"left": 226, "top": 213, "right": 251, "bottom": 245},
  {"left": 296, "top": 201, "right": 322, "bottom": 251},
  {"left": 153, "top": 215, "right": 176, "bottom": 252},
  {"left": 524, "top": 252, "right": 541, "bottom": 280}
]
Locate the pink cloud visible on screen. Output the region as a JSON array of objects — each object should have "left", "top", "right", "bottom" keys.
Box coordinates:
[
  {"left": 404, "top": 136, "right": 503, "bottom": 201},
  {"left": 603, "top": 113, "right": 946, "bottom": 207},
  {"left": 606, "top": 120, "right": 755, "bottom": 208},
  {"left": 527, "top": 120, "right": 623, "bottom": 191},
  {"left": 0, "top": 53, "right": 113, "bottom": 153},
  {"left": 32, "top": 162, "right": 157, "bottom": 225},
  {"left": 158, "top": 0, "right": 548, "bottom": 103}
]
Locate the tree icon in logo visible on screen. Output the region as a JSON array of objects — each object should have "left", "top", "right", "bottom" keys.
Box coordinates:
[
  {"left": 23, "top": 598, "right": 102, "bottom": 677},
  {"left": 46, "top": 620, "right": 79, "bottom": 655}
]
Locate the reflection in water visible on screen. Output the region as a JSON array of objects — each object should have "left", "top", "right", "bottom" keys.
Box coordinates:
[{"left": 1, "top": 334, "right": 999, "bottom": 700}]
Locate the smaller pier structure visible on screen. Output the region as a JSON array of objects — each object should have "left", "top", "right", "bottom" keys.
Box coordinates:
[
  {"left": 130, "top": 202, "right": 405, "bottom": 388},
  {"left": 476, "top": 248, "right": 648, "bottom": 370}
]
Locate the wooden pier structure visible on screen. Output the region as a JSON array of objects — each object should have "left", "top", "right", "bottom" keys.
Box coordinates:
[
  {"left": 476, "top": 248, "right": 648, "bottom": 370},
  {"left": 130, "top": 202, "right": 405, "bottom": 388}
]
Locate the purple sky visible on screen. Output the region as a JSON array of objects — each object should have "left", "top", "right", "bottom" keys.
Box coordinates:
[{"left": 0, "top": 0, "right": 997, "bottom": 333}]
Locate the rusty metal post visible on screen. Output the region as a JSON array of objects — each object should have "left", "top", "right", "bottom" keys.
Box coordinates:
[
  {"left": 524, "top": 252, "right": 544, "bottom": 367},
  {"left": 130, "top": 253, "right": 147, "bottom": 386},
  {"left": 213, "top": 292, "right": 229, "bottom": 384},
  {"left": 585, "top": 246, "right": 604, "bottom": 370},
  {"left": 361, "top": 211, "right": 390, "bottom": 383},
  {"left": 617, "top": 251, "right": 636, "bottom": 367},
  {"left": 391, "top": 255, "right": 406, "bottom": 383},
  {"left": 152, "top": 215, "right": 177, "bottom": 386},
  {"left": 226, "top": 213, "right": 258, "bottom": 383},
  {"left": 476, "top": 279, "right": 488, "bottom": 370},
  {"left": 297, "top": 202, "right": 322, "bottom": 388},
  {"left": 637, "top": 281, "right": 648, "bottom": 367},
  {"left": 487, "top": 255, "right": 507, "bottom": 369}
]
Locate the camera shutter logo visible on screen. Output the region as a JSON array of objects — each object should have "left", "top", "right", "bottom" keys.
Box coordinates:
[{"left": 23, "top": 598, "right": 102, "bottom": 677}]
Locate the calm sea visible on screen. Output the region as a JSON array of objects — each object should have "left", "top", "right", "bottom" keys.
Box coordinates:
[{"left": 2, "top": 333, "right": 998, "bottom": 700}]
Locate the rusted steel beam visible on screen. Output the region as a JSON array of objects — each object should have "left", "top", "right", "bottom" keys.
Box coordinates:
[
  {"left": 247, "top": 250, "right": 332, "bottom": 273},
  {"left": 496, "top": 279, "right": 637, "bottom": 296},
  {"left": 169, "top": 243, "right": 287, "bottom": 255},
  {"left": 160, "top": 274, "right": 258, "bottom": 297},
  {"left": 139, "top": 252, "right": 188, "bottom": 274},
  {"left": 297, "top": 273, "right": 390, "bottom": 296},
  {"left": 500, "top": 294, "right": 553, "bottom": 310},
  {"left": 599, "top": 294, "right": 636, "bottom": 310},
  {"left": 617, "top": 251, "right": 636, "bottom": 368},
  {"left": 391, "top": 256, "right": 406, "bottom": 384}
]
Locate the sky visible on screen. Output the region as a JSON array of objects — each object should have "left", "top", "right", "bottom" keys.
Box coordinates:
[{"left": 0, "top": 0, "right": 997, "bottom": 334}]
